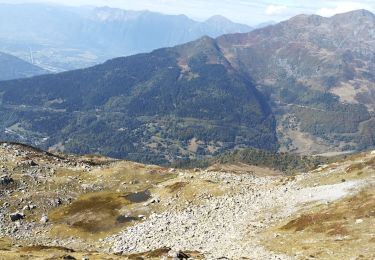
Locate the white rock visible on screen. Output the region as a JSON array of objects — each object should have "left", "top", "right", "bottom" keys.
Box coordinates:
[{"left": 40, "top": 215, "right": 49, "bottom": 224}]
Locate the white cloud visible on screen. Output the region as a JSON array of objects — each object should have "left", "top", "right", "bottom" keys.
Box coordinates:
[
  {"left": 317, "top": 2, "right": 374, "bottom": 17},
  {"left": 265, "top": 5, "right": 288, "bottom": 16}
]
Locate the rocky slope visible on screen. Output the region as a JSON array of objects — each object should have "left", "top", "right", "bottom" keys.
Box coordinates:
[
  {"left": 0, "top": 52, "right": 47, "bottom": 81},
  {"left": 0, "top": 142, "right": 374, "bottom": 259}
]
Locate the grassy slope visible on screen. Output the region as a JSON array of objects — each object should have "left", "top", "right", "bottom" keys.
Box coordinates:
[
  {"left": 261, "top": 151, "right": 375, "bottom": 259},
  {"left": 172, "top": 148, "right": 338, "bottom": 174}
]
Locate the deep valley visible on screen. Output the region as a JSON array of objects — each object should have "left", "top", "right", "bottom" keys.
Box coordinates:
[{"left": 0, "top": 10, "right": 374, "bottom": 164}]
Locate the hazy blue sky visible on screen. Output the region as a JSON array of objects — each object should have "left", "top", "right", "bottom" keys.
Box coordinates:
[{"left": 0, "top": 0, "right": 374, "bottom": 25}]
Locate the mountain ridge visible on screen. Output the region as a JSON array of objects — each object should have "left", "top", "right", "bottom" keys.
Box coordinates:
[
  {"left": 0, "top": 51, "right": 47, "bottom": 81},
  {"left": 0, "top": 9, "right": 374, "bottom": 164},
  {"left": 0, "top": 3, "right": 253, "bottom": 72}
]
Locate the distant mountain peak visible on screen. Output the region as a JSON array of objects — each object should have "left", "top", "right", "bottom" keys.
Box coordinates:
[
  {"left": 329, "top": 9, "right": 375, "bottom": 26},
  {"left": 332, "top": 9, "right": 374, "bottom": 18},
  {"left": 206, "top": 15, "right": 232, "bottom": 23},
  {"left": 280, "top": 9, "right": 374, "bottom": 29},
  {"left": 91, "top": 6, "right": 145, "bottom": 21},
  {"left": 286, "top": 13, "right": 326, "bottom": 26},
  {"left": 203, "top": 15, "right": 252, "bottom": 33},
  {"left": 205, "top": 15, "right": 252, "bottom": 29},
  {"left": 287, "top": 9, "right": 374, "bottom": 25}
]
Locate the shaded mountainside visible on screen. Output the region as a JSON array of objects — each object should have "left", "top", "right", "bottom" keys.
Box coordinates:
[
  {"left": 0, "top": 4, "right": 252, "bottom": 71},
  {"left": 0, "top": 37, "right": 276, "bottom": 164},
  {"left": 0, "top": 10, "right": 374, "bottom": 164},
  {"left": 0, "top": 52, "right": 47, "bottom": 81}
]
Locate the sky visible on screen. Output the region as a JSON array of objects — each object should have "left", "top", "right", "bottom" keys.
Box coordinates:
[{"left": 0, "top": 0, "right": 374, "bottom": 25}]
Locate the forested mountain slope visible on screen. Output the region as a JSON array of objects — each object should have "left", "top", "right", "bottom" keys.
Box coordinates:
[
  {"left": 0, "top": 37, "right": 276, "bottom": 164},
  {"left": 0, "top": 10, "right": 374, "bottom": 164}
]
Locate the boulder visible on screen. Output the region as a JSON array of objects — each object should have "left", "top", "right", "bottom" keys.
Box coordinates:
[
  {"left": 29, "top": 160, "right": 38, "bottom": 166},
  {"left": 62, "top": 255, "right": 76, "bottom": 260},
  {"left": 9, "top": 212, "right": 24, "bottom": 222},
  {"left": 0, "top": 175, "right": 14, "bottom": 186},
  {"left": 176, "top": 251, "right": 190, "bottom": 259},
  {"left": 40, "top": 215, "right": 49, "bottom": 224}
]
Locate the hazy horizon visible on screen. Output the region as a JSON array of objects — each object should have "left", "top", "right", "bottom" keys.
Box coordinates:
[{"left": 0, "top": 0, "right": 374, "bottom": 26}]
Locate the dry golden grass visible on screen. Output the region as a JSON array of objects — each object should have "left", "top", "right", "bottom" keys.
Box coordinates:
[
  {"left": 49, "top": 191, "right": 133, "bottom": 238},
  {"left": 262, "top": 186, "right": 375, "bottom": 259},
  {"left": 154, "top": 174, "right": 229, "bottom": 210},
  {"left": 302, "top": 154, "right": 375, "bottom": 187},
  {"left": 207, "top": 163, "right": 282, "bottom": 176},
  {"left": 166, "top": 181, "right": 189, "bottom": 192},
  {"left": 0, "top": 237, "right": 12, "bottom": 251}
]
